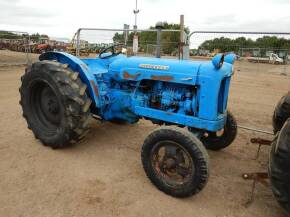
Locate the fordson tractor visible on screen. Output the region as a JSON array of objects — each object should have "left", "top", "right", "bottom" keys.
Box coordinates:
[{"left": 19, "top": 44, "right": 237, "bottom": 197}]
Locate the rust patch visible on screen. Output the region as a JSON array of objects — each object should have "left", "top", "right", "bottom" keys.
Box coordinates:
[
  {"left": 250, "top": 138, "right": 271, "bottom": 146},
  {"left": 123, "top": 71, "right": 141, "bottom": 80},
  {"left": 151, "top": 75, "right": 173, "bottom": 81},
  {"left": 90, "top": 80, "right": 99, "bottom": 97}
]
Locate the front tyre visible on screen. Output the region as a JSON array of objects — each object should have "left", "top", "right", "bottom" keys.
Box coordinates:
[
  {"left": 141, "top": 126, "right": 209, "bottom": 198},
  {"left": 199, "top": 111, "right": 237, "bottom": 151},
  {"left": 269, "top": 118, "right": 290, "bottom": 215},
  {"left": 19, "top": 61, "right": 92, "bottom": 148}
]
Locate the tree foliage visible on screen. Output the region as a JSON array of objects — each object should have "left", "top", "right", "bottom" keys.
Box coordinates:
[
  {"left": 113, "top": 23, "right": 189, "bottom": 54},
  {"left": 0, "top": 31, "right": 48, "bottom": 41},
  {"left": 199, "top": 36, "right": 290, "bottom": 53}
]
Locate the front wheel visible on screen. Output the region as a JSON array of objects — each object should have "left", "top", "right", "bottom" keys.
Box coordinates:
[
  {"left": 194, "top": 111, "right": 237, "bottom": 151},
  {"left": 141, "top": 126, "right": 209, "bottom": 198}
]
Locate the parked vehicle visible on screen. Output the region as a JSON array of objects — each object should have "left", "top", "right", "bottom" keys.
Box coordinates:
[{"left": 247, "top": 53, "right": 284, "bottom": 64}]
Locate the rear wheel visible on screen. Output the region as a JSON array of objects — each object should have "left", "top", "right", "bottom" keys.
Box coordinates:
[
  {"left": 19, "top": 61, "right": 92, "bottom": 148},
  {"left": 269, "top": 118, "right": 290, "bottom": 215},
  {"left": 109, "top": 119, "right": 128, "bottom": 125},
  {"left": 141, "top": 126, "right": 209, "bottom": 198}
]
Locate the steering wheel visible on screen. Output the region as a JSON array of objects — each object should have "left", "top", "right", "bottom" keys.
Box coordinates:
[{"left": 99, "top": 43, "right": 124, "bottom": 59}]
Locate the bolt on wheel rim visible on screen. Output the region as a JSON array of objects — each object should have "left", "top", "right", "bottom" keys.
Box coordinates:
[
  {"left": 29, "top": 80, "right": 62, "bottom": 134},
  {"left": 150, "top": 141, "right": 194, "bottom": 187}
]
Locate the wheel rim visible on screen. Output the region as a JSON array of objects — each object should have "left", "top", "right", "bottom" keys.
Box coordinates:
[
  {"left": 29, "top": 80, "right": 62, "bottom": 134},
  {"left": 150, "top": 141, "right": 194, "bottom": 188}
]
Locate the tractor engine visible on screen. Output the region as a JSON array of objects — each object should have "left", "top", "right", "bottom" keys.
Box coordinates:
[
  {"left": 106, "top": 79, "right": 198, "bottom": 124},
  {"left": 140, "top": 81, "right": 196, "bottom": 115}
]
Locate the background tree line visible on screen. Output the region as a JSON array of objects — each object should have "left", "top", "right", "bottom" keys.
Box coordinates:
[
  {"left": 113, "top": 23, "right": 189, "bottom": 55},
  {"left": 0, "top": 31, "right": 48, "bottom": 41},
  {"left": 199, "top": 36, "right": 290, "bottom": 53}
]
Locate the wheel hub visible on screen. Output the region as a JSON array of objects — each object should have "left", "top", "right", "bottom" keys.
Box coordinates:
[
  {"left": 47, "top": 98, "right": 59, "bottom": 114},
  {"left": 30, "top": 83, "right": 62, "bottom": 126},
  {"left": 151, "top": 141, "right": 194, "bottom": 186},
  {"left": 163, "top": 158, "right": 176, "bottom": 169}
]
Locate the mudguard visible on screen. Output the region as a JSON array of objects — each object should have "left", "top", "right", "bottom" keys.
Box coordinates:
[{"left": 39, "top": 52, "right": 101, "bottom": 108}]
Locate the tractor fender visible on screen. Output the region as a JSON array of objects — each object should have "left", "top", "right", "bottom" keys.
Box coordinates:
[{"left": 39, "top": 52, "right": 100, "bottom": 108}]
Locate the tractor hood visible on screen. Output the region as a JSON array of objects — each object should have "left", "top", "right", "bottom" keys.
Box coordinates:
[
  {"left": 109, "top": 55, "right": 234, "bottom": 85},
  {"left": 109, "top": 56, "right": 203, "bottom": 84},
  {"left": 110, "top": 56, "right": 202, "bottom": 74}
]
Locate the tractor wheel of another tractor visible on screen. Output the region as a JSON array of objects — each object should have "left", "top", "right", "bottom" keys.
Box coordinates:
[
  {"left": 269, "top": 118, "right": 290, "bottom": 215},
  {"left": 197, "top": 111, "right": 237, "bottom": 151},
  {"left": 19, "top": 61, "right": 92, "bottom": 149},
  {"left": 109, "top": 119, "right": 128, "bottom": 125},
  {"left": 141, "top": 126, "right": 209, "bottom": 198},
  {"left": 273, "top": 91, "right": 290, "bottom": 134}
]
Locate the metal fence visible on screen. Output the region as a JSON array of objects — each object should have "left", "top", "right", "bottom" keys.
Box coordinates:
[
  {"left": 2, "top": 28, "right": 290, "bottom": 77},
  {"left": 0, "top": 30, "right": 33, "bottom": 66},
  {"left": 187, "top": 31, "right": 290, "bottom": 75},
  {"left": 76, "top": 28, "right": 183, "bottom": 59}
]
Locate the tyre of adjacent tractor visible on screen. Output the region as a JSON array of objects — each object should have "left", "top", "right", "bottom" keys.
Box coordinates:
[
  {"left": 19, "top": 61, "right": 92, "bottom": 148},
  {"left": 269, "top": 118, "right": 290, "bottom": 215},
  {"left": 190, "top": 111, "right": 237, "bottom": 151},
  {"left": 141, "top": 126, "right": 209, "bottom": 198},
  {"left": 273, "top": 91, "right": 290, "bottom": 134},
  {"left": 109, "top": 119, "right": 128, "bottom": 125}
]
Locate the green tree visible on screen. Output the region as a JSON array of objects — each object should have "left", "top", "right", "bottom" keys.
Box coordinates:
[
  {"left": 199, "top": 36, "right": 290, "bottom": 54},
  {"left": 113, "top": 23, "right": 190, "bottom": 55}
]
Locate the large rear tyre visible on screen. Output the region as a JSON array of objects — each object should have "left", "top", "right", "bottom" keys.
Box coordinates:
[
  {"left": 273, "top": 91, "right": 290, "bottom": 134},
  {"left": 141, "top": 126, "right": 209, "bottom": 198},
  {"left": 19, "top": 61, "right": 92, "bottom": 148},
  {"left": 269, "top": 118, "right": 290, "bottom": 215}
]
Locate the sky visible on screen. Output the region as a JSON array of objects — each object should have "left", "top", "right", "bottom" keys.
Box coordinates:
[{"left": 1, "top": 0, "right": 290, "bottom": 47}]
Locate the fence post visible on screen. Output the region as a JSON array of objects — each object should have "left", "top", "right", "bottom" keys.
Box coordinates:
[
  {"left": 76, "top": 29, "right": 81, "bottom": 57},
  {"left": 179, "top": 15, "right": 184, "bottom": 60},
  {"left": 155, "top": 22, "right": 164, "bottom": 58},
  {"left": 123, "top": 24, "right": 129, "bottom": 45}
]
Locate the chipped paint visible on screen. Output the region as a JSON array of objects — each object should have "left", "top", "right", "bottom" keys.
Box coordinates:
[
  {"left": 181, "top": 77, "right": 193, "bottom": 81},
  {"left": 151, "top": 75, "right": 173, "bottom": 81},
  {"left": 81, "top": 63, "right": 89, "bottom": 71},
  {"left": 90, "top": 80, "right": 99, "bottom": 97},
  {"left": 123, "top": 71, "right": 141, "bottom": 80}
]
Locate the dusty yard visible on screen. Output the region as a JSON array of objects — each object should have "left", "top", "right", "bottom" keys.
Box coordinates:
[
  {"left": 0, "top": 51, "right": 289, "bottom": 217},
  {"left": 0, "top": 50, "right": 39, "bottom": 66}
]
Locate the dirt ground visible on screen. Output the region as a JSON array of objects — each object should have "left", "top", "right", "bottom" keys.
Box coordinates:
[
  {"left": 0, "top": 51, "right": 290, "bottom": 217},
  {"left": 0, "top": 50, "right": 39, "bottom": 66}
]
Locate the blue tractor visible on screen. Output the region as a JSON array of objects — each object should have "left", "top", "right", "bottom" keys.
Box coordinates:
[{"left": 19, "top": 44, "right": 237, "bottom": 197}]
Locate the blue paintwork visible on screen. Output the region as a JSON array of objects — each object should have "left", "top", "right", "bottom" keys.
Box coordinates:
[
  {"left": 39, "top": 52, "right": 101, "bottom": 108},
  {"left": 211, "top": 53, "right": 224, "bottom": 69},
  {"left": 39, "top": 52, "right": 235, "bottom": 132},
  {"left": 224, "top": 53, "right": 236, "bottom": 64}
]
